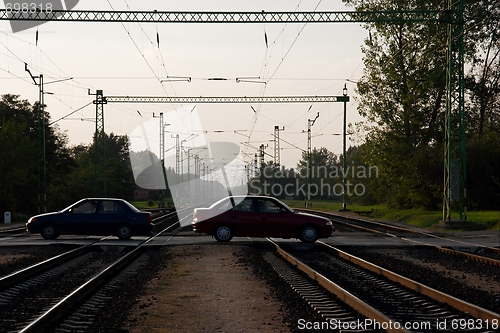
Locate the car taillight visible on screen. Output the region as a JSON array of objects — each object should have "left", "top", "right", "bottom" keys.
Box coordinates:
[
  {"left": 28, "top": 217, "right": 35, "bottom": 223},
  {"left": 148, "top": 214, "right": 152, "bottom": 223}
]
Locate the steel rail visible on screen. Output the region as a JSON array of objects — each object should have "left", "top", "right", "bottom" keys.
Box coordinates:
[
  {"left": 268, "top": 238, "right": 412, "bottom": 333},
  {"left": 0, "top": 226, "right": 27, "bottom": 239},
  {"left": 299, "top": 209, "right": 500, "bottom": 266},
  {"left": 297, "top": 208, "right": 421, "bottom": 234},
  {"left": 0, "top": 208, "right": 175, "bottom": 290},
  {"left": 0, "top": 226, "right": 26, "bottom": 234},
  {"left": 0, "top": 237, "right": 111, "bottom": 290},
  {"left": 318, "top": 241, "right": 500, "bottom": 322},
  {"left": 18, "top": 220, "right": 180, "bottom": 333},
  {"left": 436, "top": 246, "right": 500, "bottom": 267}
]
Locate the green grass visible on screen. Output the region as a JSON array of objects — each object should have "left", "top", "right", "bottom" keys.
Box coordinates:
[
  {"left": 283, "top": 199, "right": 500, "bottom": 231},
  {"left": 131, "top": 199, "right": 174, "bottom": 210},
  {"left": 131, "top": 201, "right": 155, "bottom": 209}
]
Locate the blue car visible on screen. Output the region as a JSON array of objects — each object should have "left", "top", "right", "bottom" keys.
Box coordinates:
[{"left": 26, "top": 198, "right": 153, "bottom": 240}]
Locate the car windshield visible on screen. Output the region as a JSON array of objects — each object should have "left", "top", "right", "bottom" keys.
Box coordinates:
[
  {"left": 60, "top": 199, "right": 87, "bottom": 212},
  {"left": 280, "top": 201, "right": 295, "bottom": 213},
  {"left": 209, "top": 197, "right": 248, "bottom": 210}
]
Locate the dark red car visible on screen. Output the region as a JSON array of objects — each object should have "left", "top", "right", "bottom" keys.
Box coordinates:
[{"left": 191, "top": 195, "right": 334, "bottom": 243}]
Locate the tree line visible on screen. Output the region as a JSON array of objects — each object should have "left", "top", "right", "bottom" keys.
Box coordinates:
[
  {"left": 0, "top": 94, "right": 136, "bottom": 217},
  {"left": 252, "top": 0, "right": 499, "bottom": 210},
  {"left": 341, "top": 0, "right": 500, "bottom": 210},
  {"left": 1, "top": 0, "right": 498, "bottom": 218}
]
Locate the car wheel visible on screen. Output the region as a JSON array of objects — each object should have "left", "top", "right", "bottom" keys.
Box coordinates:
[
  {"left": 41, "top": 223, "right": 59, "bottom": 240},
  {"left": 299, "top": 225, "right": 318, "bottom": 243},
  {"left": 117, "top": 225, "right": 132, "bottom": 240},
  {"left": 214, "top": 225, "right": 233, "bottom": 242}
]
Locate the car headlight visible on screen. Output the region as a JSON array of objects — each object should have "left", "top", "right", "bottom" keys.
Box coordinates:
[{"left": 326, "top": 221, "right": 332, "bottom": 226}]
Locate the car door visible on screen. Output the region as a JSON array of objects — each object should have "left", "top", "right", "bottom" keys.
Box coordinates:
[
  {"left": 254, "top": 198, "right": 292, "bottom": 238},
  {"left": 95, "top": 200, "right": 128, "bottom": 235},
  {"left": 63, "top": 200, "right": 99, "bottom": 235},
  {"left": 223, "top": 198, "right": 256, "bottom": 236}
]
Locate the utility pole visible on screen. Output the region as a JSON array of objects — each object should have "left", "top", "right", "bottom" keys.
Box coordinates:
[
  {"left": 307, "top": 112, "right": 319, "bottom": 207},
  {"left": 87, "top": 89, "right": 107, "bottom": 197},
  {"left": 254, "top": 153, "right": 258, "bottom": 177},
  {"left": 25, "top": 64, "right": 46, "bottom": 213},
  {"left": 274, "top": 126, "right": 285, "bottom": 166},
  {"left": 173, "top": 134, "right": 180, "bottom": 176},
  {"left": 443, "top": 0, "right": 467, "bottom": 222},
  {"left": 340, "top": 84, "right": 350, "bottom": 211},
  {"left": 26, "top": 64, "right": 72, "bottom": 211},
  {"left": 153, "top": 112, "right": 169, "bottom": 204},
  {"left": 259, "top": 144, "right": 268, "bottom": 169},
  {"left": 194, "top": 154, "right": 200, "bottom": 194}
]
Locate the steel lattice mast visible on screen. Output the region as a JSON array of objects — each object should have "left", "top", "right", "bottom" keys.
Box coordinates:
[
  {"left": 87, "top": 90, "right": 106, "bottom": 197},
  {"left": 2, "top": 7, "right": 466, "bottom": 220},
  {"left": 444, "top": 0, "right": 466, "bottom": 221}
]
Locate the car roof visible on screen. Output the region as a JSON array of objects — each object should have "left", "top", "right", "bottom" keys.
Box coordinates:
[
  {"left": 81, "top": 198, "right": 126, "bottom": 201},
  {"left": 225, "top": 195, "right": 277, "bottom": 200},
  {"left": 212, "top": 195, "right": 280, "bottom": 204}
]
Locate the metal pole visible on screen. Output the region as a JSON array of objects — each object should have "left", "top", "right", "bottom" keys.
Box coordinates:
[
  {"left": 342, "top": 84, "right": 348, "bottom": 211},
  {"left": 307, "top": 119, "right": 311, "bottom": 206},
  {"left": 39, "top": 74, "right": 46, "bottom": 213},
  {"left": 307, "top": 113, "right": 319, "bottom": 207}
]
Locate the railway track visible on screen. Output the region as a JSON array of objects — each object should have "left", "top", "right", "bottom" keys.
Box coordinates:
[
  {"left": 298, "top": 209, "right": 500, "bottom": 267},
  {"left": 1, "top": 206, "right": 497, "bottom": 332},
  {"left": 0, "top": 209, "right": 188, "bottom": 333},
  {"left": 265, "top": 239, "right": 500, "bottom": 332},
  {"left": 0, "top": 226, "right": 28, "bottom": 239}
]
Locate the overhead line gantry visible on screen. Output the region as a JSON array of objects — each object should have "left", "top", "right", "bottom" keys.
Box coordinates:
[
  {"left": 1, "top": 9, "right": 444, "bottom": 23},
  {"left": 1, "top": 4, "right": 466, "bottom": 221}
]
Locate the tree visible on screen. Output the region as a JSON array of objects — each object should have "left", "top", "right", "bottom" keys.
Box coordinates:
[
  {"left": 1, "top": 95, "right": 40, "bottom": 214},
  {"left": 296, "top": 147, "right": 341, "bottom": 199},
  {"left": 341, "top": 0, "right": 500, "bottom": 209},
  {"left": 100, "top": 133, "right": 135, "bottom": 199},
  {"left": 57, "top": 133, "right": 136, "bottom": 206},
  {"left": 0, "top": 93, "right": 143, "bottom": 215},
  {"left": 0, "top": 119, "right": 37, "bottom": 214},
  {"left": 465, "top": 0, "right": 500, "bottom": 136}
]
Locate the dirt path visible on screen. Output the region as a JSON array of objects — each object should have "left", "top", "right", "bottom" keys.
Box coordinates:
[{"left": 125, "top": 245, "right": 292, "bottom": 333}]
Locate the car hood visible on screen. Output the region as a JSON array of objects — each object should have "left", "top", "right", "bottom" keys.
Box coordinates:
[
  {"left": 29, "top": 211, "right": 61, "bottom": 220},
  {"left": 295, "top": 211, "right": 331, "bottom": 223}
]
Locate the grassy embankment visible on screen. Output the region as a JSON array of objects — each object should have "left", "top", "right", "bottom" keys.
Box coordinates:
[{"left": 283, "top": 199, "right": 500, "bottom": 231}]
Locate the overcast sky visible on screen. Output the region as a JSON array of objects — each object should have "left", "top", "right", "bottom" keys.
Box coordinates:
[{"left": 1, "top": 0, "right": 368, "bottom": 169}]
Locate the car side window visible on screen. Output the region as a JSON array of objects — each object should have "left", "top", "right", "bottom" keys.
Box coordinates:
[
  {"left": 233, "top": 199, "right": 253, "bottom": 212},
  {"left": 73, "top": 201, "right": 97, "bottom": 214},
  {"left": 100, "top": 201, "right": 125, "bottom": 214},
  {"left": 256, "top": 199, "right": 281, "bottom": 213}
]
